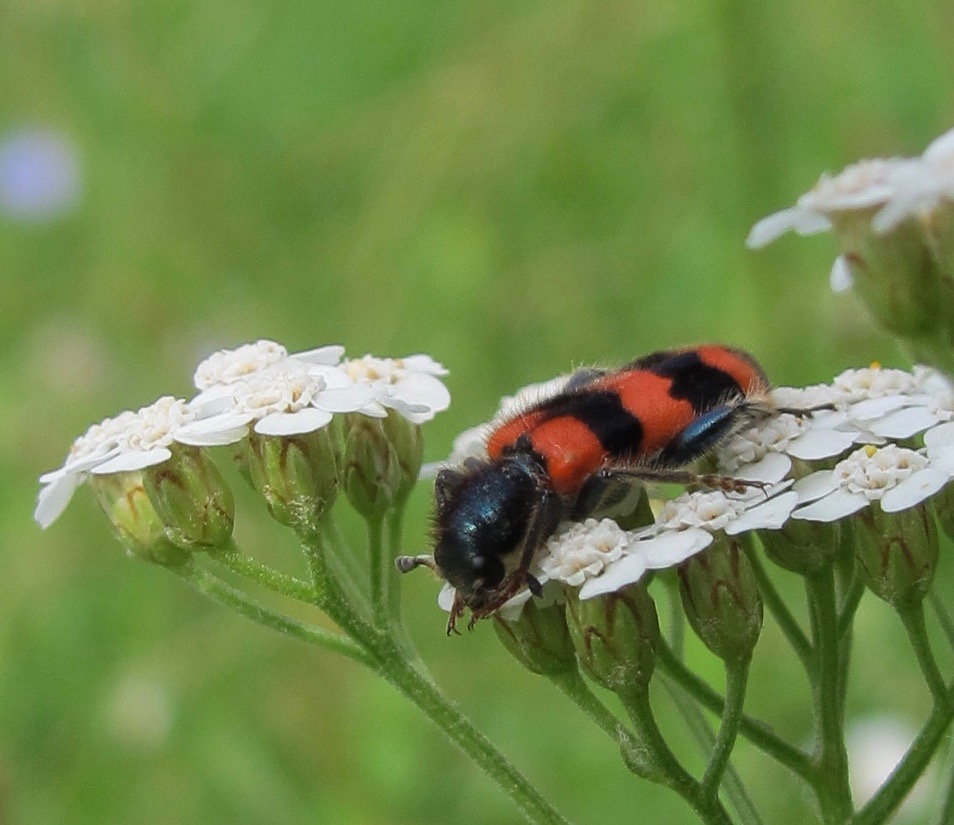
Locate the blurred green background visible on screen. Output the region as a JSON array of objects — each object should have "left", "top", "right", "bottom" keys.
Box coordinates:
[{"left": 4, "top": 0, "right": 954, "bottom": 823}]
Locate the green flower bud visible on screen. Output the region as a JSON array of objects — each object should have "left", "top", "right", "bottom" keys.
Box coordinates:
[
  {"left": 758, "top": 519, "right": 841, "bottom": 576},
  {"left": 830, "top": 212, "right": 943, "bottom": 342},
  {"left": 929, "top": 483, "right": 954, "bottom": 544},
  {"left": 380, "top": 412, "right": 424, "bottom": 501},
  {"left": 141, "top": 445, "right": 234, "bottom": 551},
  {"left": 341, "top": 413, "right": 406, "bottom": 519},
  {"left": 90, "top": 472, "right": 189, "bottom": 567},
  {"left": 853, "top": 502, "right": 938, "bottom": 608},
  {"left": 493, "top": 600, "right": 577, "bottom": 677},
  {"left": 243, "top": 429, "right": 339, "bottom": 530},
  {"left": 564, "top": 585, "right": 659, "bottom": 694},
  {"left": 679, "top": 536, "right": 762, "bottom": 663}
]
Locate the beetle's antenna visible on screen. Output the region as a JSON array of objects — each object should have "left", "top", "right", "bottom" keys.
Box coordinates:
[{"left": 395, "top": 554, "right": 438, "bottom": 574}]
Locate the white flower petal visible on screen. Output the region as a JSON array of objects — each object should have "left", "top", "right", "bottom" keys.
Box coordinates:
[
  {"left": 305, "top": 363, "right": 354, "bottom": 389},
  {"left": 289, "top": 344, "right": 345, "bottom": 366},
  {"left": 640, "top": 528, "right": 713, "bottom": 569},
  {"left": 316, "top": 386, "right": 379, "bottom": 412},
  {"left": 254, "top": 408, "right": 333, "bottom": 436},
  {"left": 392, "top": 373, "right": 452, "bottom": 413},
  {"left": 725, "top": 491, "right": 799, "bottom": 534},
  {"left": 830, "top": 255, "right": 854, "bottom": 292},
  {"left": 881, "top": 469, "right": 949, "bottom": 512},
  {"left": 792, "top": 489, "right": 869, "bottom": 522},
  {"left": 34, "top": 473, "right": 83, "bottom": 528},
  {"left": 497, "top": 590, "right": 534, "bottom": 621},
  {"left": 358, "top": 401, "right": 390, "bottom": 419},
  {"left": 746, "top": 208, "right": 830, "bottom": 248},
  {"left": 924, "top": 421, "right": 954, "bottom": 451},
  {"left": 850, "top": 395, "right": 910, "bottom": 421},
  {"left": 174, "top": 413, "right": 255, "bottom": 446},
  {"left": 794, "top": 470, "right": 839, "bottom": 503},
  {"left": 579, "top": 553, "right": 648, "bottom": 600},
  {"left": 734, "top": 452, "right": 792, "bottom": 484},
  {"left": 438, "top": 583, "right": 456, "bottom": 612},
  {"left": 788, "top": 428, "right": 858, "bottom": 461},
  {"left": 400, "top": 354, "right": 449, "bottom": 376},
  {"left": 91, "top": 447, "right": 173, "bottom": 474},
  {"left": 869, "top": 406, "right": 941, "bottom": 439}
]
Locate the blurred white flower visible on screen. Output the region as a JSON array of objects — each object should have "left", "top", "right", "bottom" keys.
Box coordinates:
[
  {"left": 35, "top": 397, "right": 196, "bottom": 528},
  {"left": 0, "top": 127, "right": 81, "bottom": 221},
  {"left": 847, "top": 716, "right": 933, "bottom": 820},
  {"left": 746, "top": 158, "right": 912, "bottom": 248}
]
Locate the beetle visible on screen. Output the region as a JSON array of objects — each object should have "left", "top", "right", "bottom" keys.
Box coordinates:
[{"left": 398, "top": 345, "right": 774, "bottom": 633}]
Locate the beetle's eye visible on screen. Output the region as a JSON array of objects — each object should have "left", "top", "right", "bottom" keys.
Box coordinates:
[{"left": 470, "top": 556, "right": 486, "bottom": 572}]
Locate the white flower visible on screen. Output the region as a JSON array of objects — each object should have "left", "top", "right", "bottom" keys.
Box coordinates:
[
  {"left": 847, "top": 716, "right": 933, "bottom": 817},
  {"left": 718, "top": 411, "right": 857, "bottom": 474},
  {"left": 344, "top": 354, "right": 450, "bottom": 424},
  {"left": 193, "top": 339, "right": 345, "bottom": 391},
  {"left": 177, "top": 365, "right": 376, "bottom": 444},
  {"left": 792, "top": 444, "right": 950, "bottom": 522},
  {"left": 747, "top": 158, "right": 911, "bottom": 248},
  {"left": 871, "top": 127, "right": 954, "bottom": 232},
  {"left": 35, "top": 397, "right": 197, "bottom": 528},
  {"left": 748, "top": 127, "right": 954, "bottom": 264},
  {"left": 540, "top": 519, "right": 631, "bottom": 588},
  {"left": 580, "top": 483, "right": 799, "bottom": 601}
]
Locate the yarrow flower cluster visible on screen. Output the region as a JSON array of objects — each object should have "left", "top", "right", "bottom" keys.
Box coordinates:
[
  {"left": 35, "top": 340, "right": 450, "bottom": 529},
  {"left": 746, "top": 127, "right": 954, "bottom": 292},
  {"left": 433, "top": 361, "right": 954, "bottom": 622}
]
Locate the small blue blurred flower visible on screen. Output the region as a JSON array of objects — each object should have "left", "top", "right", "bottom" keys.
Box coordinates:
[{"left": 0, "top": 127, "right": 81, "bottom": 221}]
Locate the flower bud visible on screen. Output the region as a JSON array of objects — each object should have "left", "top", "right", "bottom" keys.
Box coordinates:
[
  {"left": 341, "top": 413, "right": 406, "bottom": 519},
  {"left": 380, "top": 411, "right": 424, "bottom": 501},
  {"left": 141, "top": 445, "right": 234, "bottom": 550},
  {"left": 494, "top": 600, "right": 577, "bottom": 677},
  {"left": 928, "top": 483, "right": 954, "bottom": 544},
  {"left": 758, "top": 519, "right": 841, "bottom": 576},
  {"left": 90, "top": 472, "right": 189, "bottom": 567},
  {"left": 564, "top": 584, "right": 659, "bottom": 694},
  {"left": 243, "top": 429, "right": 339, "bottom": 530},
  {"left": 679, "top": 536, "right": 762, "bottom": 663},
  {"left": 829, "top": 212, "right": 943, "bottom": 343},
  {"left": 853, "top": 503, "right": 938, "bottom": 608}
]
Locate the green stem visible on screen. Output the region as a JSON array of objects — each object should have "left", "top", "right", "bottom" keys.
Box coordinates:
[
  {"left": 656, "top": 638, "right": 814, "bottom": 781},
  {"left": 930, "top": 589, "right": 954, "bottom": 653},
  {"left": 367, "top": 512, "right": 388, "bottom": 629},
  {"left": 660, "top": 674, "right": 764, "bottom": 825},
  {"left": 806, "top": 569, "right": 853, "bottom": 824},
  {"left": 387, "top": 506, "right": 408, "bottom": 628},
  {"left": 318, "top": 514, "right": 371, "bottom": 607},
  {"left": 851, "top": 680, "right": 954, "bottom": 825},
  {"left": 745, "top": 544, "right": 812, "bottom": 669},
  {"left": 174, "top": 561, "right": 373, "bottom": 667},
  {"left": 619, "top": 686, "right": 734, "bottom": 825},
  {"left": 837, "top": 574, "right": 866, "bottom": 640},
  {"left": 702, "top": 658, "right": 750, "bottom": 803},
  {"left": 938, "top": 737, "right": 954, "bottom": 825},
  {"left": 548, "top": 669, "right": 629, "bottom": 742},
  {"left": 374, "top": 639, "right": 572, "bottom": 825},
  {"left": 666, "top": 573, "right": 686, "bottom": 659},
  {"left": 215, "top": 544, "right": 315, "bottom": 602},
  {"left": 899, "top": 602, "right": 948, "bottom": 704}
]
